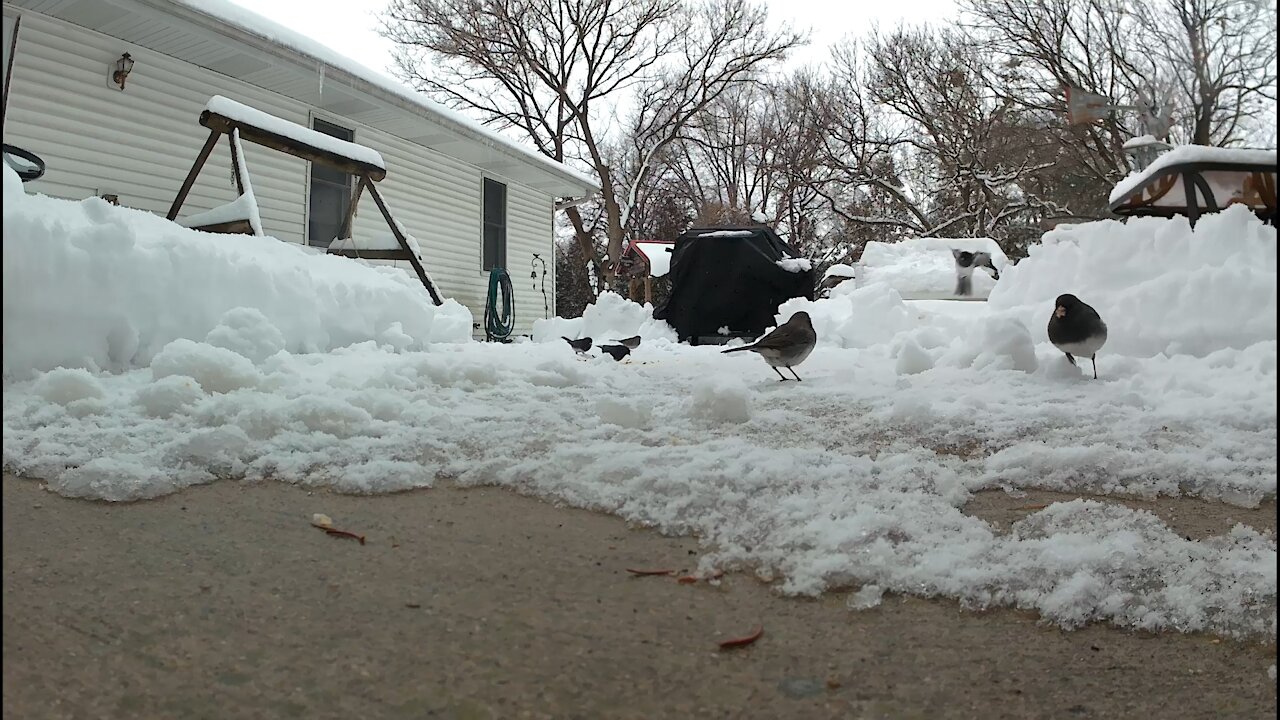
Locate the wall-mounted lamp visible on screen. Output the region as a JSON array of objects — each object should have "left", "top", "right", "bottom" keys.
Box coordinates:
[{"left": 112, "top": 52, "right": 134, "bottom": 90}]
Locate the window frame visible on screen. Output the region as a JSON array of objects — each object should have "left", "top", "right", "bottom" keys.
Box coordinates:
[
  {"left": 304, "top": 113, "right": 356, "bottom": 249},
  {"left": 481, "top": 176, "right": 508, "bottom": 271}
]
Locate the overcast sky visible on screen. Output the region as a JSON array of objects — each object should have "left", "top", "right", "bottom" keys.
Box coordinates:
[{"left": 228, "top": 0, "right": 957, "bottom": 80}]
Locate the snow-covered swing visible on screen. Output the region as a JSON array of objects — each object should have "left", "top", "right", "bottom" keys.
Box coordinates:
[{"left": 165, "top": 95, "right": 444, "bottom": 305}]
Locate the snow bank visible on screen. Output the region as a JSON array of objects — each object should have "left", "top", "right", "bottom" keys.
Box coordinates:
[
  {"left": 531, "top": 291, "right": 677, "bottom": 345},
  {"left": 858, "top": 237, "right": 1007, "bottom": 299},
  {"left": 823, "top": 263, "right": 857, "bottom": 280},
  {"left": 1, "top": 163, "right": 471, "bottom": 378},
  {"left": 778, "top": 283, "right": 918, "bottom": 349},
  {"left": 988, "top": 205, "right": 1277, "bottom": 358}
]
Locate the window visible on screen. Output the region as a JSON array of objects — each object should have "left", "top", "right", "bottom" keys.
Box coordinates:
[
  {"left": 482, "top": 177, "right": 507, "bottom": 270},
  {"left": 307, "top": 118, "right": 353, "bottom": 248}
]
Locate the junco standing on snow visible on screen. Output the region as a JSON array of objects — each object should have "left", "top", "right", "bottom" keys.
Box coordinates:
[
  {"left": 563, "top": 336, "right": 593, "bottom": 354},
  {"left": 612, "top": 335, "right": 642, "bottom": 350},
  {"left": 599, "top": 344, "right": 631, "bottom": 362},
  {"left": 1047, "top": 293, "right": 1108, "bottom": 379},
  {"left": 721, "top": 311, "right": 817, "bottom": 381}
]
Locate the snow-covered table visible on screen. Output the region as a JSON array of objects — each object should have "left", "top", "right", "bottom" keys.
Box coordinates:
[{"left": 1109, "top": 145, "right": 1277, "bottom": 226}]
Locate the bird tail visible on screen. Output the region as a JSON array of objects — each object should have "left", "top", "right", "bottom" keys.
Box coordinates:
[{"left": 721, "top": 345, "right": 753, "bottom": 354}]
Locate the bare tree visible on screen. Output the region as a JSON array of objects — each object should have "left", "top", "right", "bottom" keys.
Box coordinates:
[
  {"left": 381, "top": 0, "right": 803, "bottom": 289},
  {"left": 1130, "top": 0, "right": 1277, "bottom": 145},
  {"left": 964, "top": 0, "right": 1276, "bottom": 152}
]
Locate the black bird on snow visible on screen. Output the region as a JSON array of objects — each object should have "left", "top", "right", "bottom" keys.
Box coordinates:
[
  {"left": 1047, "top": 294, "right": 1108, "bottom": 379},
  {"left": 721, "top": 311, "right": 817, "bottom": 381},
  {"left": 612, "top": 335, "right": 642, "bottom": 350},
  {"left": 599, "top": 344, "right": 631, "bottom": 362},
  {"left": 563, "top": 336, "right": 592, "bottom": 354}
]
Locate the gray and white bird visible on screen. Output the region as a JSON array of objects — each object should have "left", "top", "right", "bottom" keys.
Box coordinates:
[
  {"left": 1047, "top": 293, "right": 1108, "bottom": 379},
  {"left": 952, "top": 249, "right": 1000, "bottom": 297},
  {"left": 563, "top": 336, "right": 592, "bottom": 354},
  {"left": 612, "top": 335, "right": 642, "bottom": 350},
  {"left": 721, "top": 311, "right": 817, "bottom": 381}
]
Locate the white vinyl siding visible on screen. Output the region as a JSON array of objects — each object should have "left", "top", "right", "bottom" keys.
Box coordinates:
[
  {"left": 3, "top": 8, "right": 559, "bottom": 335},
  {"left": 3, "top": 10, "right": 307, "bottom": 241}
]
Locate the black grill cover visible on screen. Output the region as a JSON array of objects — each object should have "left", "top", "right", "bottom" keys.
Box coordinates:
[{"left": 653, "top": 226, "right": 816, "bottom": 343}]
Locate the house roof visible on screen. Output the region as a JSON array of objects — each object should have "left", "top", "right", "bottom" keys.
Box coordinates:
[{"left": 8, "top": 0, "right": 599, "bottom": 198}]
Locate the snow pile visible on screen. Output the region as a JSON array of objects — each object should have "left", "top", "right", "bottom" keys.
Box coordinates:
[
  {"left": 776, "top": 257, "right": 813, "bottom": 273},
  {"left": 858, "top": 238, "right": 1006, "bottom": 299},
  {"left": 891, "top": 315, "right": 1039, "bottom": 375},
  {"left": 777, "top": 283, "right": 918, "bottom": 349},
  {"left": 988, "top": 205, "right": 1277, "bottom": 358},
  {"left": 531, "top": 291, "right": 677, "bottom": 345},
  {"left": 823, "top": 263, "right": 857, "bottom": 280},
  {"left": 688, "top": 377, "right": 752, "bottom": 424},
  {"left": 1, "top": 163, "right": 472, "bottom": 378}
]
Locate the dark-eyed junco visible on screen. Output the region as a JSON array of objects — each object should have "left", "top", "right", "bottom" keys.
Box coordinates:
[
  {"left": 563, "top": 336, "right": 592, "bottom": 354},
  {"left": 613, "top": 335, "right": 642, "bottom": 350},
  {"left": 599, "top": 344, "right": 631, "bottom": 362},
  {"left": 952, "top": 249, "right": 1000, "bottom": 296},
  {"left": 1047, "top": 293, "right": 1108, "bottom": 379},
  {"left": 721, "top": 311, "right": 817, "bottom": 381}
]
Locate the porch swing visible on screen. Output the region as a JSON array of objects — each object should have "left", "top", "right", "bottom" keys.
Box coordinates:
[{"left": 166, "top": 95, "right": 444, "bottom": 305}]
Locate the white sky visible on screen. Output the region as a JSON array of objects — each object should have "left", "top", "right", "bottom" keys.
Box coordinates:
[{"left": 228, "top": 0, "right": 957, "bottom": 80}]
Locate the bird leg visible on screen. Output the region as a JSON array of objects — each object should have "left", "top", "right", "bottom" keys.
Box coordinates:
[
  {"left": 1064, "top": 352, "right": 1077, "bottom": 367},
  {"left": 1091, "top": 355, "right": 1098, "bottom": 380},
  {"left": 772, "top": 366, "right": 790, "bottom": 382},
  {"left": 787, "top": 367, "right": 803, "bottom": 382}
]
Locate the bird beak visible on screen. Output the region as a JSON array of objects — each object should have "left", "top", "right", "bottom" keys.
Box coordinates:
[{"left": 1054, "top": 306, "right": 1066, "bottom": 318}]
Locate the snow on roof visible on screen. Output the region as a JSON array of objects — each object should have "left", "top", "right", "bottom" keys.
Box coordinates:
[
  {"left": 167, "top": 0, "right": 598, "bottom": 193},
  {"left": 1109, "top": 145, "right": 1278, "bottom": 205},
  {"left": 695, "top": 230, "right": 756, "bottom": 238},
  {"left": 631, "top": 241, "right": 675, "bottom": 278},
  {"left": 206, "top": 96, "right": 386, "bottom": 170}
]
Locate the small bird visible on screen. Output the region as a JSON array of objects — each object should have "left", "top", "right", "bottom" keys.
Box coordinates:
[
  {"left": 721, "top": 311, "right": 817, "bottom": 381},
  {"left": 952, "top": 249, "right": 1000, "bottom": 296},
  {"left": 599, "top": 344, "right": 631, "bottom": 362},
  {"left": 563, "top": 336, "right": 592, "bottom": 354},
  {"left": 1047, "top": 294, "right": 1108, "bottom": 379},
  {"left": 612, "top": 335, "right": 642, "bottom": 350}
]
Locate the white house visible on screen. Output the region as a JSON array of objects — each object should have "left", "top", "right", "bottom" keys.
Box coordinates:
[{"left": 1, "top": 0, "right": 597, "bottom": 335}]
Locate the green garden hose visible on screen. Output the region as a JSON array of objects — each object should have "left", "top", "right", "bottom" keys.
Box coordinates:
[{"left": 484, "top": 267, "right": 515, "bottom": 341}]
